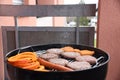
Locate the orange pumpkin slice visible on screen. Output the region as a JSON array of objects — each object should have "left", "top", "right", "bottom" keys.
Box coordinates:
[{"left": 61, "top": 46, "right": 74, "bottom": 52}]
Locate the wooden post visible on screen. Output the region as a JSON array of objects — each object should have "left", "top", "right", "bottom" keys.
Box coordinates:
[{"left": 97, "top": 0, "right": 120, "bottom": 80}]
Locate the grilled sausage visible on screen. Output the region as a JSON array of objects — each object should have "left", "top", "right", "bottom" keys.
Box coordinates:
[{"left": 38, "top": 58, "right": 73, "bottom": 71}]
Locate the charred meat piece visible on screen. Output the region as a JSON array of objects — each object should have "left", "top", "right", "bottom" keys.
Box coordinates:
[
  {"left": 75, "top": 55, "right": 97, "bottom": 64},
  {"left": 61, "top": 52, "right": 80, "bottom": 59},
  {"left": 46, "top": 48, "right": 64, "bottom": 55},
  {"left": 48, "top": 58, "right": 69, "bottom": 66},
  {"left": 67, "top": 61, "right": 91, "bottom": 70},
  {"left": 39, "top": 53, "right": 58, "bottom": 60}
]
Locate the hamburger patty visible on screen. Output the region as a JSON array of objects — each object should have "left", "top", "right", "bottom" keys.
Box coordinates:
[
  {"left": 61, "top": 52, "right": 80, "bottom": 59},
  {"left": 67, "top": 61, "right": 91, "bottom": 70},
  {"left": 46, "top": 48, "right": 64, "bottom": 55},
  {"left": 48, "top": 58, "right": 69, "bottom": 66},
  {"left": 39, "top": 53, "right": 58, "bottom": 60},
  {"left": 75, "top": 55, "right": 97, "bottom": 64}
]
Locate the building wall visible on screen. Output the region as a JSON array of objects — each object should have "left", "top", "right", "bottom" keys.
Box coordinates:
[
  {"left": 0, "top": 0, "right": 14, "bottom": 26},
  {"left": 38, "top": 0, "right": 63, "bottom": 5},
  {"left": 15, "top": 0, "right": 36, "bottom": 26},
  {"left": 97, "top": 0, "right": 120, "bottom": 80}
]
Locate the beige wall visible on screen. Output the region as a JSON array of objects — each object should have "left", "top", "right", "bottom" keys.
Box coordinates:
[
  {"left": 0, "top": 0, "right": 12, "bottom": 4},
  {"left": 38, "top": 0, "right": 55, "bottom": 5},
  {"left": 53, "top": 17, "right": 65, "bottom": 26},
  {"left": 18, "top": 0, "right": 36, "bottom": 26},
  {"left": 24, "top": 0, "right": 36, "bottom": 5},
  {"left": 0, "top": 17, "right": 14, "bottom": 26},
  {"left": 38, "top": 0, "right": 64, "bottom": 5},
  {"left": 16, "top": 0, "right": 36, "bottom": 26},
  {"left": 0, "top": 0, "right": 14, "bottom": 26},
  {"left": 97, "top": 0, "right": 120, "bottom": 80}
]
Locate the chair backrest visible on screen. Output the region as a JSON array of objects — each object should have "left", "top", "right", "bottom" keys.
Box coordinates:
[{"left": 1, "top": 26, "right": 94, "bottom": 54}]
